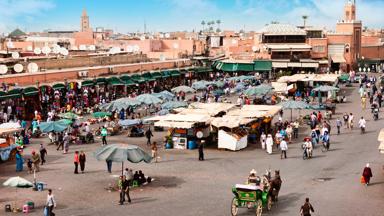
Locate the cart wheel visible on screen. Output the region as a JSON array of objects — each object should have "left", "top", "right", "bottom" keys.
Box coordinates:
[
  {"left": 231, "top": 197, "right": 238, "bottom": 216},
  {"left": 267, "top": 196, "right": 273, "bottom": 211},
  {"left": 255, "top": 200, "right": 263, "bottom": 216}
]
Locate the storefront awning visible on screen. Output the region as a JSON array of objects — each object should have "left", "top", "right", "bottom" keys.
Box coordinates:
[
  {"left": 301, "top": 62, "right": 319, "bottom": 68},
  {"left": 161, "top": 71, "right": 171, "bottom": 78},
  {"left": 331, "top": 55, "right": 346, "bottom": 63},
  {"left": 96, "top": 78, "right": 107, "bottom": 85},
  {"left": 81, "top": 80, "right": 94, "bottom": 87},
  {"left": 52, "top": 83, "right": 66, "bottom": 90},
  {"left": 107, "top": 77, "right": 125, "bottom": 86},
  {"left": 6, "top": 88, "right": 22, "bottom": 99},
  {"left": 0, "top": 91, "right": 7, "bottom": 99},
  {"left": 272, "top": 62, "right": 288, "bottom": 68},
  {"left": 120, "top": 75, "right": 137, "bottom": 86},
  {"left": 170, "top": 70, "right": 181, "bottom": 77},
  {"left": 151, "top": 72, "right": 162, "bottom": 79},
  {"left": 287, "top": 62, "right": 302, "bottom": 67},
  {"left": 23, "top": 87, "right": 39, "bottom": 96},
  {"left": 254, "top": 60, "right": 272, "bottom": 71}
]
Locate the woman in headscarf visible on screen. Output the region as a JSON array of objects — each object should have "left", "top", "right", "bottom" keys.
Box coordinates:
[
  {"left": 15, "top": 150, "right": 24, "bottom": 172},
  {"left": 266, "top": 134, "right": 274, "bottom": 154},
  {"left": 362, "top": 163, "right": 373, "bottom": 186}
]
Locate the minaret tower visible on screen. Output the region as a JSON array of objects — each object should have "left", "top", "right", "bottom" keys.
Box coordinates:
[{"left": 81, "top": 8, "right": 90, "bottom": 32}]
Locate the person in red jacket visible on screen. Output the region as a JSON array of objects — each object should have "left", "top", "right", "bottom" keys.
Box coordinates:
[{"left": 74, "top": 151, "right": 80, "bottom": 174}]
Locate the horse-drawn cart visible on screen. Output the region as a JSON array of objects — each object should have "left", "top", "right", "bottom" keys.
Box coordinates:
[{"left": 231, "top": 184, "right": 272, "bottom": 216}]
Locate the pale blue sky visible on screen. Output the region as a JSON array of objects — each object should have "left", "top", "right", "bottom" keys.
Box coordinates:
[{"left": 0, "top": 0, "right": 383, "bottom": 34}]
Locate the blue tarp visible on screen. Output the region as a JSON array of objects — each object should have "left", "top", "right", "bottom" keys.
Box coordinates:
[{"left": 0, "top": 144, "right": 17, "bottom": 161}]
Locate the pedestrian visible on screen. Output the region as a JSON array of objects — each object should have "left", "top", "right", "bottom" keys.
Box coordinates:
[
  {"left": 118, "top": 175, "right": 131, "bottom": 205},
  {"left": 361, "top": 95, "right": 367, "bottom": 109},
  {"left": 348, "top": 113, "right": 354, "bottom": 130},
  {"left": 343, "top": 112, "right": 349, "bottom": 129},
  {"left": 101, "top": 126, "right": 108, "bottom": 145},
  {"left": 266, "top": 134, "right": 273, "bottom": 154},
  {"left": 336, "top": 118, "right": 342, "bottom": 135},
  {"left": 106, "top": 160, "right": 113, "bottom": 173},
  {"left": 74, "top": 151, "right": 79, "bottom": 174},
  {"left": 293, "top": 120, "right": 299, "bottom": 139},
  {"left": 15, "top": 150, "right": 24, "bottom": 172},
  {"left": 63, "top": 133, "right": 69, "bottom": 154},
  {"left": 280, "top": 139, "right": 288, "bottom": 159},
  {"left": 40, "top": 144, "right": 47, "bottom": 165},
  {"left": 286, "top": 124, "right": 293, "bottom": 143},
  {"left": 362, "top": 163, "right": 373, "bottom": 186},
  {"left": 56, "top": 132, "right": 64, "bottom": 151},
  {"left": 45, "top": 189, "right": 56, "bottom": 216},
  {"left": 145, "top": 127, "right": 153, "bottom": 145},
  {"left": 300, "top": 197, "right": 314, "bottom": 216},
  {"left": 358, "top": 116, "right": 366, "bottom": 134},
  {"left": 31, "top": 151, "right": 40, "bottom": 172},
  {"left": 260, "top": 132, "right": 266, "bottom": 149},
  {"left": 79, "top": 151, "right": 86, "bottom": 173},
  {"left": 27, "top": 158, "right": 33, "bottom": 174},
  {"left": 151, "top": 142, "right": 158, "bottom": 163},
  {"left": 198, "top": 140, "right": 205, "bottom": 161}
]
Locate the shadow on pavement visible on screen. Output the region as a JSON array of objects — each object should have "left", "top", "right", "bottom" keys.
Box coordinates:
[{"left": 147, "top": 176, "right": 185, "bottom": 188}]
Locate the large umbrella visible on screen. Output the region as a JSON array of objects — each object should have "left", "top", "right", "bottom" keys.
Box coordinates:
[
  {"left": 152, "top": 90, "right": 175, "bottom": 101},
  {"left": 213, "top": 89, "right": 225, "bottom": 96},
  {"left": 100, "top": 98, "right": 141, "bottom": 112},
  {"left": 157, "top": 109, "right": 170, "bottom": 116},
  {"left": 243, "top": 84, "right": 273, "bottom": 96},
  {"left": 136, "top": 94, "right": 162, "bottom": 105},
  {"left": 39, "top": 121, "right": 69, "bottom": 133},
  {"left": 92, "top": 112, "right": 112, "bottom": 118},
  {"left": 228, "top": 75, "right": 255, "bottom": 81},
  {"left": 57, "top": 119, "right": 72, "bottom": 125},
  {"left": 213, "top": 81, "right": 225, "bottom": 88},
  {"left": 94, "top": 144, "right": 152, "bottom": 175},
  {"left": 0, "top": 122, "right": 21, "bottom": 129},
  {"left": 161, "top": 101, "right": 188, "bottom": 110},
  {"left": 280, "top": 100, "right": 311, "bottom": 121},
  {"left": 3, "top": 176, "right": 33, "bottom": 188},
  {"left": 233, "top": 82, "right": 246, "bottom": 92},
  {"left": 171, "top": 85, "right": 195, "bottom": 93},
  {"left": 58, "top": 112, "right": 79, "bottom": 120},
  {"left": 192, "top": 80, "right": 213, "bottom": 90},
  {"left": 118, "top": 119, "right": 142, "bottom": 127}
]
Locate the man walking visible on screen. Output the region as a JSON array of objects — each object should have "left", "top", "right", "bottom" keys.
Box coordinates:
[
  {"left": 280, "top": 139, "right": 288, "bottom": 159},
  {"left": 118, "top": 175, "right": 131, "bottom": 205},
  {"left": 106, "top": 160, "right": 113, "bottom": 173},
  {"left": 336, "top": 118, "right": 342, "bottom": 135},
  {"left": 101, "top": 127, "right": 108, "bottom": 145},
  {"left": 74, "top": 151, "right": 79, "bottom": 174},
  {"left": 46, "top": 189, "right": 56, "bottom": 216},
  {"left": 300, "top": 197, "right": 314, "bottom": 216},
  {"left": 198, "top": 140, "right": 205, "bottom": 161},
  {"left": 31, "top": 151, "right": 40, "bottom": 172},
  {"left": 56, "top": 132, "right": 64, "bottom": 151},
  {"left": 145, "top": 128, "right": 153, "bottom": 145},
  {"left": 79, "top": 151, "right": 86, "bottom": 173},
  {"left": 40, "top": 144, "right": 47, "bottom": 165}
]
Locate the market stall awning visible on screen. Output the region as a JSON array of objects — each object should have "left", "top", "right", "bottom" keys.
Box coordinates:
[
  {"left": 154, "top": 121, "right": 195, "bottom": 129},
  {"left": 161, "top": 71, "right": 171, "bottom": 78},
  {"left": 170, "top": 70, "right": 181, "bottom": 77},
  {"left": 254, "top": 60, "right": 272, "bottom": 71},
  {"left": 211, "top": 116, "right": 254, "bottom": 128},
  {"left": 272, "top": 62, "right": 288, "bottom": 68},
  {"left": 142, "top": 72, "right": 156, "bottom": 82},
  {"left": 23, "top": 86, "right": 39, "bottom": 96},
  {"left": 301, "top": 62, "right": 319, "bottom": 68},
  {"left": 151, "top": 72, "right": 162, "bottom": 79},
  {"left": 107, "top": 77, "right": 125, "bottom": 86},
  {"left": 52, "top": 83, "right": 65, "bottom": 90},
  {"left": 0, "top": 91, "right": 7, "bottom": 99},
  {"left": 130, "top": 74, "right": 146, "bottom": 84},
  {"left": 6, "top": 88, "right": 22, "bottom": 99},
  {"left": 331, "top": 55, "right": 346, "bottom": 63},
  {"left": 96, "top": 77, "right": 107, "bottom": 85},
  {"left": 81, "top": 80, "right": 94, "bottom": 87},
  {"left": 120, "top": 75, "right": 137, "bottom": 86}
]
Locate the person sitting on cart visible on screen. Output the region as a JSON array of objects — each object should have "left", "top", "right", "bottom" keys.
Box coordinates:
[{"left": 247, "top": 169, "right": 261, "bottom": 187}]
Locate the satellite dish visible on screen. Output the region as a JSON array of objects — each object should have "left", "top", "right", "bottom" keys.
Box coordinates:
[
  {"left": 252, "top": 46, "right": 257, "bottom": 52},
  {"left": 0, "top": 65, "right": 8, "bottom": 75},
  {"left": 27, "top": 46, "right": 33, "bottom": 51},
  {"left": 11, "top": 52, "right": 20, "bottom": 59},
  {"left": 52, "top": 46, "right": 60, "bottom": 54},
  {"left": 60, "top": 48, "right": 68, "bottom": 56},
  {"left": 27, "top": 63, "right": 39, "bottom": 73},
  {"left": 159, "top": 54, "right": 165, "bottom": 61},
  {"left": 14, "top": 64, "right": 23, "bottom": 73},
  {"left": 42, "top": 46, "right": 51, "bottom": 55},
  {"left": 126, "top": 45, "right": 133, "bottom": 52},
  {"left": 34, "top": 48, "right": 42, "bottom": 55},
  {"left": 89, "top": 45, "right": 96, "bottom": 51},
  {"left": 6, "top": 41, "right": 14, "bottom": 48},
  {"left": 196, "top": 131, "right": 203, "bottom": 139},
  {"left": 165, "top": 33, "right": 170, "bottom": 38},
  {"left": 79, "top": 45, "right": 86, "bottom": 51},
  {"left": 173, "top": 43, "right": 179, "bottom": 49},
  {"left": 140, "top": 36, "right": 145, "bottom": 41}
]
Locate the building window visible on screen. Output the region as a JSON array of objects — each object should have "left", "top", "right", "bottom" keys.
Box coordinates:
[{"left": 313, "top": 46, "right": 325, "bottom": 53}]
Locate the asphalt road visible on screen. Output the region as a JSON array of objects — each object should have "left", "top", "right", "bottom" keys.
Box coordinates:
[{"left": 1, "top": 83, "right": 383, "bottom": 216}]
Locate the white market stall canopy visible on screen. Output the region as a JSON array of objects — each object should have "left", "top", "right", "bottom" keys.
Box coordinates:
[
  {"left": 153, "top": 113, "right": 211, "bottom": 129},
  {"left": 175, "top": 102, "right": 236, "bottom": 117},
  {"left": 277, "top": 73, "right": 340, "bottom": 83},
  {"left": 155, "top": 121, "right": 195, "bottom": 129},
  {"left": 211, "top": 116, "right": 254, "bottom": 129},
  {"left": 271, "top": 82, "right": 288, "bottom": 93},
  {"left": 226, "top": 105, "right": 282, "bottom": 119}
]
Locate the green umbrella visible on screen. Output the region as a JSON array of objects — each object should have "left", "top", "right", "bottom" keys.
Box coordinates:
[
  {"left": 94, "top": 144, "right": 152, "bottom": 175},
  {"left": 243, "top": 84, "right": 273, "bottom": 96},
  {"left": 3, "top": 176, "right": 33, "bottom": 188},
  {"left": 192, "top": 80, "right": 213, "bottom": 90},
  {"left": 39, "top": 121, "right": 69, "bottom": 133},
  {"left": 171, "top": 85, "right": 195, "bottom": 93},
  {"left": 57, "top": 119, "right": 72, "bottom": 125},
  {"left": 161, "top": 101, "right": 188, "bottom": 110},
  {"left": 58, "top": 112, "right": 79, "bottom": 120},
  {"left": 136, "top": 94, "right": 162, "bottom": 105},
  {"left": 92, "top": 112, "right": 112, "bottom": 118},
  {"left": 213, "top": 81, "right": 225, "bottom": 88}
]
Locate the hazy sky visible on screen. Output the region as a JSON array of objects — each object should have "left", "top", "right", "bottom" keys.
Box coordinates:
[{"left": 0, "top": 0, "right": 383, "bottom": 34}]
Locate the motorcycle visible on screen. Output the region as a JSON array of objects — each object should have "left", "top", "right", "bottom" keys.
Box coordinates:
[{"left": 302, "top": 142, "right": 313, "bottom": 160}]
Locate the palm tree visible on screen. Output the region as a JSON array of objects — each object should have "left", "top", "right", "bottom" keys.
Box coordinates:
[
  {"left": 302, "top": 15, "right": 308, "bottom": 27},
  {"left": 201, "top": 21, "right": 206, "bottom": 32}
]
